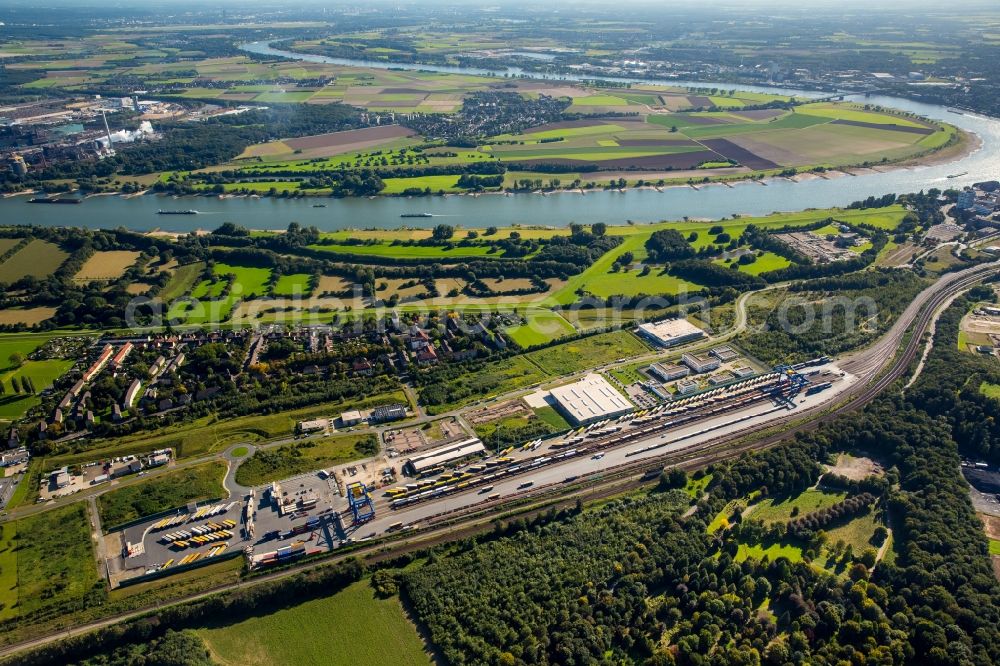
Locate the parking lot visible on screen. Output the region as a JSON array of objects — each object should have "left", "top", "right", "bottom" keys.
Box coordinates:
[{"left": 109, "top": 468, "right": 348, "bottom": 584}]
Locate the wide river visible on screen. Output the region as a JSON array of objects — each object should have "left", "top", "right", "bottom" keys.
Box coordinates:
[{"left": 3, "top": 42, "right": 998, "bottom": 232}]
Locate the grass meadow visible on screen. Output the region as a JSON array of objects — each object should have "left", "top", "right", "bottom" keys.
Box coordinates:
[
  {"left": 197, "top": 579, "right": 432, "bottom": 666},
  {"left": 97, "top": 461, "right": 228, "bottom": 527}
]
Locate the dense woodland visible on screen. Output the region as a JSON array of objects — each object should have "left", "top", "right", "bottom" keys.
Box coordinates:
[{"left": 738, "top": 270, "right": 927, "bottom": 365}]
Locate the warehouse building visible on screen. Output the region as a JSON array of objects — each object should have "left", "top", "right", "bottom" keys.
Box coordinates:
[
  {"left": 637, "top": 319, "right": 706, "bottom": 348},
  {"left": 549, "top": 373, "right": 634, "bottom": 426},
  {"left": 404, "top": 437, "right": 486, "bottom": 475},
  {"left": 371, "top": 403, "right": 407, "bottom": 424}
]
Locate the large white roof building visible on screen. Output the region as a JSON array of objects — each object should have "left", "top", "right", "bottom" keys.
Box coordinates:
[
  {"left": 550, "top": 374, "right": 633, "bottom": 425},
  {"left": 637, "top": 319, "right": 706, "bottom": 348}
]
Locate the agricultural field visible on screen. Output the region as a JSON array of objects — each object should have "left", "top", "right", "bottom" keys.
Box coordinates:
[
  {"left": 234, "top": 434, "right": 378, "bottom": 486},
  {"left": 0, "top": 240, "right": 68, "bottom": 283},
  {"left": 157, "top": 261, "right": 204, "bottom": 301},
  {"left": 197, "top": 579, "right": 432, "bottom": 666},
  {"left": 272, "top": 273, "right": 313, "bottom": 297},
  {"left": 0, "top": 307, "right": 57, "bottom": 326},
  {"left": 195, "top": 102, "right": 951, "bottom": 197},
  {"left": 237, "top": 125, "right": 419, "bottom": 162},
  {"left": 167, "top": 262, "right": 271, "bottom": 324},
  {"left": 72, "top": 251, "right": 141, "bottom": 283},
  {"left": 96, "top": 461, "right": 227, "bottom": 528}
]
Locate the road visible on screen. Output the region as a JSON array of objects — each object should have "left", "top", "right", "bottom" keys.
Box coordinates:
[{"left": 0, "top": 260, "right": 996, "bottom": 660}]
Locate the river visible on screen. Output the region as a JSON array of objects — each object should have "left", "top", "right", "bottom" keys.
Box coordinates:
[{"left": 2, "top": 42, "right": 998, "bottom": 233}]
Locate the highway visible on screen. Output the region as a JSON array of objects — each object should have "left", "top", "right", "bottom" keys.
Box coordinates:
[{"left": 0, "top": 259, "right": 996, "bottom": 660}]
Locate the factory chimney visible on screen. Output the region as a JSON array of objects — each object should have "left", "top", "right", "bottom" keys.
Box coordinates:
[{"left": 101, "top": 110, "right": 113, "bottom": 147}]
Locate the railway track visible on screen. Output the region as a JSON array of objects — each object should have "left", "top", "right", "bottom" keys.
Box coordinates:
[{"left": 1, "top": 261, "right": 995, "bottom": 661}]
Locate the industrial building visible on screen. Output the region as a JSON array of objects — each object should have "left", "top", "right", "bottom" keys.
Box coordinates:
[
  {"left": 404, "top": 437, "right": 486, "bottom": 475},
  {"left": 637, "top": 319, "right": 706, "bottom": 348},
  {"left": 648, "top": 362, "right": 690, "bottom": 382},
  {"left": 676, "top": 379, "right": 700, "bottom": 395},
  {"left": 549, "top": 373, "right": 634, "bottom": 425},
  {"left": 710, "top": 345, "right": 740, "bottom": 362},
  {"left": 371, "top": 403, "right": 407, "bottom": 423},
  {"left": 681, "top": 352, "right": 721, "bottom": 374},
  {"left": 708, "top": 371, "right": 735, "bottom": 386},
  {"left": 298, "top": 418, "right": 329, "bottom": 434},
  {"left": 339, "top": 410, "right": 363, "bottom": 426}
]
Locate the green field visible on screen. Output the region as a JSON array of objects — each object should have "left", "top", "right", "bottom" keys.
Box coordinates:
[
  {"left": 981, "top": 381, "right": 1000, "bottom": 400},
  {"left": 607, "top": 359, "right": 650, "bottom": 386},
  {"left": 272, "top": 273, "right": 313, "bottom": 296},
  {"left": 426, "top": 330, "right": 651, "bottom": 414},
  {"left": 715, "top": 251, "right": 793, "bottom": 276},
  {"left": 167, "top": 262, "right": 272, "bottom": 323},
  {"left": 197, "top": 579, "right": 432, "bottom": 666},
  {"left": 9, "top": 503, "right": 102, "bottom": 621},
  {"left": 527, "top": 329, "right": 649, "bottom": 375},
  {"left": 0, "top": 522, "right": 17, "bottom": 621},
  {"left": 97, "top": 461, "right": 227, "bottom": 527},
  {"left": 381, "top": 175, "right": 464, "bottom": 194},
  {"left": 748, "top": 488, "right": 848, "bottom": 524},
  {"left": 0, "top": 240, "right": 68, "bottom": 283},
  {"left": 990, "top": 538, "right": 1000, "bottom": 556},
  {"left": 533, "top": 405, "right": 571, "bottom": 430},
  {"left": 734, "top": 542, "right": 804, "bottom": 563},
  {"left": 0, "top": 333, "right": 79, "bottom": 421},
  {"left": 158, "top": 262, "right": 205, "bottom": 301},
  {"left": 504, "top": 310, "right": 576, "bottom": 347},
  {"left": 235, "top": 434, "right": 378, "bottom": 486},
  {"left": 0, "top": 358, "right": 73, "bottom": 420},
  {"left": 794, "top": 103, "right": 926, "bottom": 128},
  {"left": 821, "top": 511, "right": 883, "bottom": 554}
]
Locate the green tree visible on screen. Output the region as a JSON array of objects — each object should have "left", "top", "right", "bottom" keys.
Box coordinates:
[{"left": 432, "top": 224, "right": 455, "bottom": 241}]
